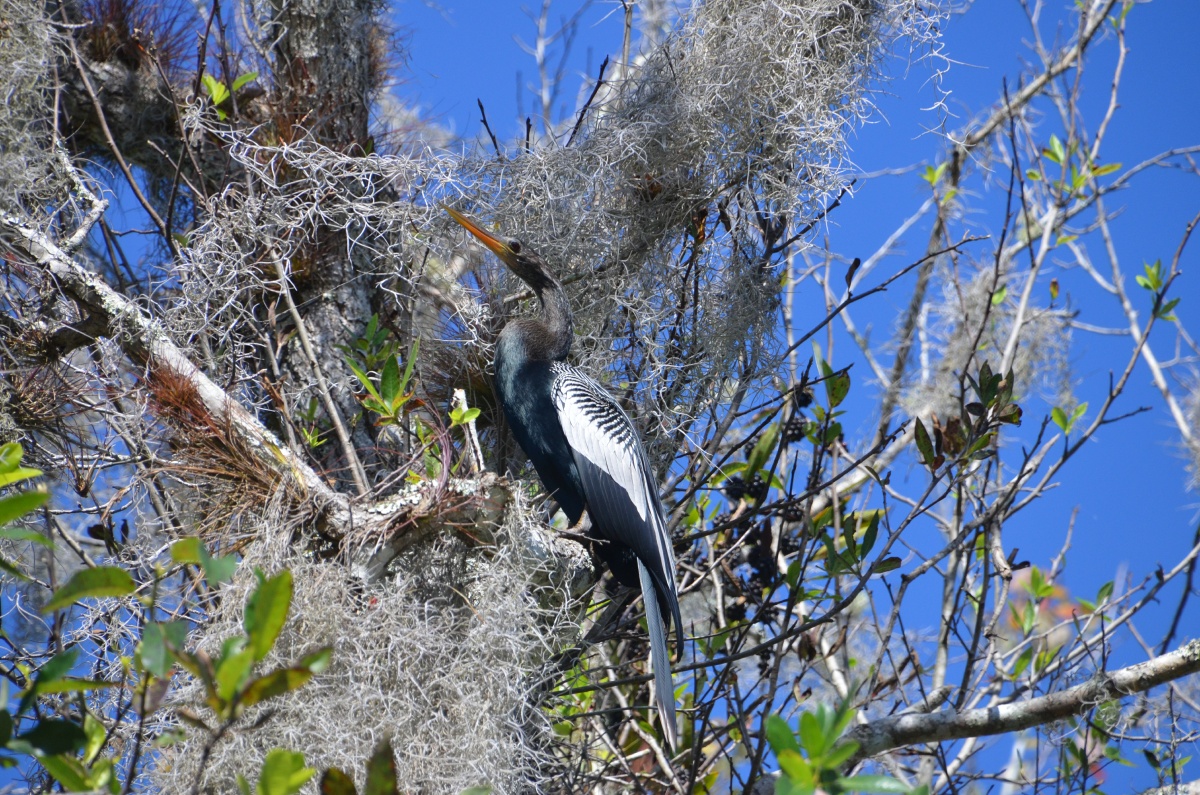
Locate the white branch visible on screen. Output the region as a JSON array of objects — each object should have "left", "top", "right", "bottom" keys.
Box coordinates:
[{"left": 847, "top": 639, "right": 1200, "bottom": 760}]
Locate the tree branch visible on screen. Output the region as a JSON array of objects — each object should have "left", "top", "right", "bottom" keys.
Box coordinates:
[
  {"left": 2, "top": 210, "right": 351, "bottom": 526},
  {"left": 847, "top": 639, "right": 1200, "bottom": 761}
]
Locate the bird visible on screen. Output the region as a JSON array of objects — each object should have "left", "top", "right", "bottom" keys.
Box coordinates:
[{"left": 446, "top": 206, "right": 683, "bottom": 748}]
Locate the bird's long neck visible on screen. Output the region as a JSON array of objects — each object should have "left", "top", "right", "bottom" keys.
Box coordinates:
[
  {"left": 505, "top": 270, "right": 572, "bottom": 363},
  {"left": 534, "top": 276, "right": 573, "bottom": 361}
]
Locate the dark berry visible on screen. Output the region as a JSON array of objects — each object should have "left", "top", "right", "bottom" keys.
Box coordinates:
[
  {"left": 793, "top": 386, "right": 814, "bottom": 408},
  {"left": 745, "top": 474, "right": 768, "bottom": 501},
  {"left": 726, "top": 600, "right": 747, "bottom": 622},
  {"left": 723, "top": 475, "right": 747, "bottom": 501},
  {"left": 782, "top": 414, "right": 807, "bottom": 444},
  {"left": 778, "top": 501, "right": 806, "bottom": 523}
]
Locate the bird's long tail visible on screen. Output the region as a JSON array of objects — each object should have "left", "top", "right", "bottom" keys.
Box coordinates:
[{"left": 639, "top": 560, "right": 678, "bottom": 749}]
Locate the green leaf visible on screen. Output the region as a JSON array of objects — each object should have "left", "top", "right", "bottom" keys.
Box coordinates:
[
  {"left": 363, "top": 738, "right": 400, "bottom": 795},
  {"left": 37, "top": 753, "right": 90, "bottom": 791},
  {"left": 36, "top": 648, "right": 80, "bottom": 685},
  {"left": 319, "top": 768, "right": 359, "bottom": 795},
  {"left": 764, "top": 714, "right": 801, "bottom": 756},
  {"left": 1025, "top": 169, "right": 1042, "bottom": 181},
  {"left": 874, "top": 556, "right": 902, "bottom": 574},
  {"left": 777, "top": 749, "right": 812, "bottom": 783},
  {"left": 231, "top": 71, "right": 259, "bottom": 92},
  {"left": 913, "top": 419, "right": 935, "bottom": 467},
  {"left": 0, "top": 554, "right": 30, "bottom": 581},
  {"left": 170, "top": 537, "right": 203, "bottom": 564},
  {"left": 1051, "top": 407, "right": 1068, "bottom": 432},
  {"left": 450, "top": 406, "right": 481, "bottom": 427},
  {"left": 0, "top": 526, "right": 54, "bottom": 548},
  {"left": 0, "top": 442, "right": 22, "bottom": 471},
  {"left": 1092, "top": 162, "right": 1121, "bottom": 177},
  {"left": 216, "top": 645, "right": 256, "bottom": 704},
  {"left": 799, "top": 711, "right": 826, "bottom": 757},
  {"left": 921, "top": 162, "right": 947, "bottom": 187},
  {"left": 1156, "top": 297, "right": 1180, "bottom": 321},
  {"left": 201, "top": 73, "right": 229, "bottom": 105},
  {"left": 1045, "top": 134, "right": 1065, "bottom": 166},
  {"left": 823, "top": 740, "right": 860, "bottom": 768},
  {"left": 203, "top": 552, "right": 238, "bottom": 585},
  {"left": 139, "top": 621, "right": 188, "bottom": 678},
  {"left": 258, "top": 748, "right": 315, "bottom": 795},
  {"left": 0, "top": 466, "right": 43, "bottom": 489},
  {"left": 42, "top": 566, "right": 136, "bottom": 613},
  {"left": 10, "top": 719, "right": 87, "bottom": 756},
  {"left": 244, "top": 570, "right": 293, "bottom": 662},
  {"left": 776, "top": 777, "right": 811, "bottom": 795},
  {"left": 0, "top": 490, "right": 49, "bottom": 525},
  {"left": 458, "top": 788, "right": 493, "bottom": 795},
  {"left": 239, "top": 667, "right": 315, "bottom": 708},
  {"left": 746, "top": 423, "right": 780, "bottom": 478},
  {"left": 838, "top": 774, "right": 911, "bottom": 794},
  {"left": 36, "top": 677, "right": 115, "bottom": 695},
  {"left": 82, "top": 711, "right": 106, "bottom": 765},
  {"left": 991, "top": 284, "right": 1008, "bottom": 306},
  {"left": 344, "top": 358, "right": 381, "bottom": 401},
  {"left": 298, "top": 647, "right": 334, "bottom": 674},
  {"left": 380, "top": 356, "right": 400, "bottom": 404},
  {"left": 826, "top": 370, "right": 851, "bottom": 408}
]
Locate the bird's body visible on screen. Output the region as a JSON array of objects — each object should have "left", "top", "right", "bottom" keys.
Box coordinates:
[{"left": 448, "top": 207, "right": 682, "bottom": 748}]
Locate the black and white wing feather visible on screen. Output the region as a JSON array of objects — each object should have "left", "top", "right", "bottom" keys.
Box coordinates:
[{"left": 550, "top": 361, "right": 682, "bottom": 747}]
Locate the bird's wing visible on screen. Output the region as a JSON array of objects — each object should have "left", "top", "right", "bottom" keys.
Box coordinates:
[
  {"left": 551, "top": 362, "right": 681, "bottom": 747},
  {"left": 550, "top": 362, "right": 680, "bottom": 621}
]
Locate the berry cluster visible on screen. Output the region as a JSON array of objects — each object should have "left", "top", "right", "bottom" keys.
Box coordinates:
[
  {"left": 782, "top": 414, "right": 807, "bottom": 444},
  {"left": 744, "top": 519, "right": 776, "bottom": 594},
  {"left": 777, "top": 501, "right": 806, "bottom": 523},
  {"left": 724, "top": 474, "right": 768, "bottom": 502},
  {"left": 723, "top": 475, "right": 746, "bottom": 500}
]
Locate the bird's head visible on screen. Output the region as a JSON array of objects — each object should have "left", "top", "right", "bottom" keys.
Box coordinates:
[{"left": 444, "top": 206, "right": 556, "bottom": 290}]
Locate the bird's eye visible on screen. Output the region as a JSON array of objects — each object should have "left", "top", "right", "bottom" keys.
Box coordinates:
[{"left": 509, "top": 240, "right": 522, "bottom": 254}]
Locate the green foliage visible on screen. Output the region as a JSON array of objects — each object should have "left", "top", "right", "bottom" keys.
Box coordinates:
[
  {"left": 200, "top": 71, "right": 258, "bottom": 120},
  {"left": 171, "top": 537, "right": 238, "bottom": 585},
  {"left": 41, "top": 566, "right": 135, "bottom": 613},
  {"left": 250, "top": 748, "right": 315, "bottom": 795},
  {"left": 245, "top": 570, "right": 294, "bottom": 661},
  {"left": 295, "top": 397, "right": 327, "bottom": 449},
  {"left": 921, "top": 161, "right": 947, "bottom": 187},
  {"left": 765, "top": 702, "right": 914, "bottom": 795},
  {"left": 915, "top": 361, "right": 1023, "bottom": 475},
  {"left": 1135, "top": 260, "right": 1181, "bottom": 320},
  {"left": 814, "top": 345, "right": 851, "bottom": 410},
  {"left": 0, "top": 442, "right": 49, "bottom": 580},
  {"left": 1136, "top": 259, "right": 1165, "bottom": 292},
  {"left": 449, "top": 403, "right": 481, "bottom": 428},
  {"left": 319, "top": 738, "right": 406, "bottom": 795},
  {"left": 1051, "top": 402, "right": 1088, "bottom": 435},
  {"left": 746, "top": 422, "right": 781, "bottom": 477},
  {"left": 345, "top": 335, "right": 420, "bottom": 427}
]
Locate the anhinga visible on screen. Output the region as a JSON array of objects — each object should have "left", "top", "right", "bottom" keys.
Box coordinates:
[{"left": 446, "top": 207, "right": 683, "bottom": 748}]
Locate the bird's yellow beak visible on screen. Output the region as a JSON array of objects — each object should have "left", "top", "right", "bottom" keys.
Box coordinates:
[{"left": 444, "top": 206, "right": 515, "bottom": 263}]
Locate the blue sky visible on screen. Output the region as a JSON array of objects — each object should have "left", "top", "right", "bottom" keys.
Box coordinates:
[{"left": 394, "top": 0, "right": 1200, "bottom": 786}]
